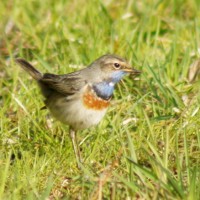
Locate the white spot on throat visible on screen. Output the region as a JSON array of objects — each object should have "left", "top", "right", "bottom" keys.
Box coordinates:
[{"left": 109, "top": 82, "right": 115, "bottom": 87}]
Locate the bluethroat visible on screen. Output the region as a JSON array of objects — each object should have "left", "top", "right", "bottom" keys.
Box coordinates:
[{"left": 15, "top": 54, "right": 141, "bottom": 167}]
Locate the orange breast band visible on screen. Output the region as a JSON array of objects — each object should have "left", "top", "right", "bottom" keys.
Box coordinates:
[{"left": 83, "top": 86, "right": 110, "bottom": 110}]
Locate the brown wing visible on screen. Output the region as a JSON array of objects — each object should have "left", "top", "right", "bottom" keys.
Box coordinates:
[
  {"left": 15, "top": 58, "right": 87, "bottom": 97},
  {"left": 40, "top": 71, "right": 87, "bottom": 95}
]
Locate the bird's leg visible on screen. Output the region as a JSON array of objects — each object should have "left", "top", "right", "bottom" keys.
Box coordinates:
[{"left": 69, "top": 128, "right": 82, "bottom": 168}]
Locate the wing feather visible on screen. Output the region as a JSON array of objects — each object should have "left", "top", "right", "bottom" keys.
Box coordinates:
[{"left": 40, "top": 72, "right": 87, "bottom": 95}]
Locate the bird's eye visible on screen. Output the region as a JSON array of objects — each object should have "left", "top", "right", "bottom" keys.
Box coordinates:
[{"left": 114, "top": 63, "right": 121, "bottom": 69}]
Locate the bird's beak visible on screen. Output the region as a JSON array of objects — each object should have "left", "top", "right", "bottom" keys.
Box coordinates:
[{"left": 123, "top": 67, "right": 141, "bottom": 75}]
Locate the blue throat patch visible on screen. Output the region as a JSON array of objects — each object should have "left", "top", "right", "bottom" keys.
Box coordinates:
[
  {"left": 93, "top": 82, "right": 114, "bottom": 100},
  {"left": 92, "top": 71, "right": 127, "bottom": 100}
]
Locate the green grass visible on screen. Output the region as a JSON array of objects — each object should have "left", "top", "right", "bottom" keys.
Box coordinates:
[{"left": 1, "top": 0, "right": 200, "bottom": 199}]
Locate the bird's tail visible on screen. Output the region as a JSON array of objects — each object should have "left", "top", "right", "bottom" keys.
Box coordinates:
[{"left": 15, "top": 58, "right": 43, "bottom": 80}]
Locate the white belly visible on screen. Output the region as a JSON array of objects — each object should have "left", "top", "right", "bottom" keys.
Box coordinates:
[{"left": 47, "top": 94, "right": 108, "bottom": 130}]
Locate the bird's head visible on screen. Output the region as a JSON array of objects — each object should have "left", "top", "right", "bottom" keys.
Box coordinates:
[{"left": 90, "top": 54, "right": 141, "bottom": 83}]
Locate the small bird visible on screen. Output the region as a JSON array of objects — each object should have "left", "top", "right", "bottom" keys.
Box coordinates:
[{"left": 15, "top": 54, "right": 141, "bottom": 167}]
